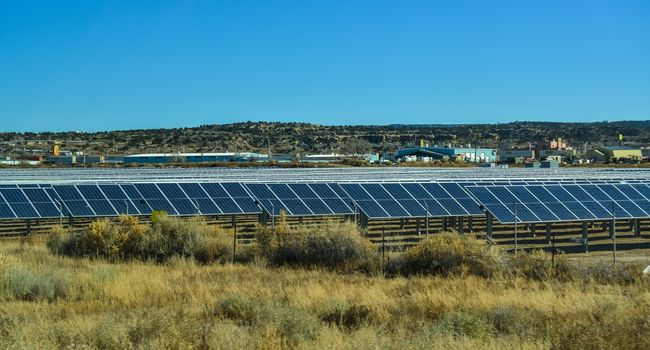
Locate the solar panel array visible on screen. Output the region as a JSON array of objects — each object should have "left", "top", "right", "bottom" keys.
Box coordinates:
[
  {"left": 2, "top": 167, "right": 650, "bottom": 185},
  {"left": 0, "top": 183, "right": 260, "bottom": 219},
  {"left": 467, "top": 183, "right": 650, "bottom": 224},
  {"left": 1, "top": 166, "right": 650, "bottom": 224}
]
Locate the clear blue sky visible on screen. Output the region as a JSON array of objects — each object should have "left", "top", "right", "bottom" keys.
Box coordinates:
[{"left": 1, "top": 0, "right": 648, "bottom": 132}]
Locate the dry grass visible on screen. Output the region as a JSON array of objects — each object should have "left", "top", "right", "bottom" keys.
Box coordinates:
[{"left": 1, "top": 240, "right": 650, "bottom": 349}]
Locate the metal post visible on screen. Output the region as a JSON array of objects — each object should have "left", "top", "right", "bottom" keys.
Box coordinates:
[
  {"left": 551, "top": 229, "right": 556, "bottom": 274},
  {"left": 271, "top": 203, "right": 275, "bottom": 230},
  {"left": 486, "top": 212, "right": 493, "bottom": 242},
  {"left": 546, "top": 223, "right": 552, "bottom": 244},
  {"left": 612, "top": 203, "right": 616, "bottom": 267},
  {"left": 582, "top": 221, "right": 589, "bottom": 253},
  {"left": 382, "top": 227, "right": 386, "bottom": 264},
  {"left": 232, "top": 216, "right": 237, "bottom": 264},
  {"left": 425, "top": 201, "right": 429, "bottom": 238},
  {"left": 513, "top": 202, "right": 518, "bottom": 254}
]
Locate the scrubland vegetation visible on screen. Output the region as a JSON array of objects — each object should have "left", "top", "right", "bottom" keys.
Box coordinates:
[{"left": 1, "top": 215, "right": 649, "bottom": 349}]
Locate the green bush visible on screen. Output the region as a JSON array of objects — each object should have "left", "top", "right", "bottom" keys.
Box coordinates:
[
  {"left": 268, "top": 302, "right": 321, "bottom": 347},
  {"left": 47, "top": 216, "right": 231, "bottom": 264},
  {"left": 254, "top": 215, "right": 379, "bottom": 273},
  {"left": 216, "top": 294, "right": 259, "bottom": 326},
  {"left": 436, "top": 311, "right": 494, "bottom": 339},
  {"left": 487, "top": 305, "right": 545, "bottom": 338},
  {"left": 318, "top": 299, "right": 372, "bottom": 330},
  {"left": 214, "top": 294, "right": 320, "bottom": 347},
  {"left": 0, "top": 265, "right": 70, "bottom": 302},
  {"left": 395, "top": 232, "right": 501, "bottom": 277}
]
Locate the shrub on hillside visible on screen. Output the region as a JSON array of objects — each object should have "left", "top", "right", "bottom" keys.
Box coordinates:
[
  {"left": 255, "top": 214, "right": 379, "bottom": 273},
  {"left": 394, "top": 232, "right": 501, "bottom": 277},
  {"left": 47, "top": 216, "right": 230, "bottom": 264}
]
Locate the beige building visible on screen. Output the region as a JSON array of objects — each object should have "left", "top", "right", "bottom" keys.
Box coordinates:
[{"left": 586, "top": 146, "right": 642, "bottom": 163}]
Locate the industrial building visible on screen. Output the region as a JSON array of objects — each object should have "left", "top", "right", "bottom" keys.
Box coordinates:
[
  {"left": 122, "top": 152, "right": 379, "bottom": 164},
  {"left": 395, "top": 147, "right": 498, "bottom": 163},
  {"left": 586, "top": 146, "right": 643, "bottom": 163},
  {"left": 123, "top": 153, "right": 269, "bottom": 164}
]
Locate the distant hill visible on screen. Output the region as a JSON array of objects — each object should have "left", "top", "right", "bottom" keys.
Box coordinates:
[{"left": 1, "top": 121, "right": 649, "bottom": 157}]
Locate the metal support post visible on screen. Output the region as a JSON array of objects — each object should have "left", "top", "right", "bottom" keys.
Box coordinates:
[
  {"left": 232, "top": 215, "right": 237, "bottom": 264},
  {"left": 634, "top": 219, "right": 641, "bottom": 237},
  {"left": 513, "top": 203, "right": 518, "bottom": 254},
  {"left": 425, "top": 202, "right": 429, "bottom": 238},
  {"left": 551, "top": 229, "right": 556, "bottom": 274},
  {"left": 546, "top": 223, "right": 552, "bottom": 244},
  {"left": 612, "top": 203, "right": 616, "bottom": 267},
  {"left": 468, "top": 217, "right": 473, "bottom": 233},
  {"left": 457, "top": 217, "right": 464, "bottom": 235},
  {"left": 486, "top": 212, "right": 493, "bottom": 242},
  {"left": 382, "top": 227, "right": 386, "bottom": 264},
  {"left": 582, "top": 221, "right": 589, "bottom": 253}
]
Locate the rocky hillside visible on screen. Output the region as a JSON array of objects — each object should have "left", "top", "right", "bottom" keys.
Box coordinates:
[{"left": 1, "top": 121, "right": 649, "bottom": 156}]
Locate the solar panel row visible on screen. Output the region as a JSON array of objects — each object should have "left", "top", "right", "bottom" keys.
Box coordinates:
[
  {"left": 0, "top": 183, "right": 260, "bottom": 219},
  {"left": 245, "top": 183, "right": 354, "bottom": 216},
  {"left": 3, "top": 180, "right": 650, "bottom": 224},
  {"left": 339, "top": 182, "right": 483, "bottom": 219},
  {"left": 467, "top": 183, "right": 650, "bottom": 224}
]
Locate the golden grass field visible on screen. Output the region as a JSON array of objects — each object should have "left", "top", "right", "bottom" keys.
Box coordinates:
[{"left": 1, "top": 237, "right": 650, "bottom": 350}]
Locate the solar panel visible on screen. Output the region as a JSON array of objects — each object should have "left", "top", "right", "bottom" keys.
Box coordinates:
[
  {"left": 1, "top": 188, "right": 41, "bottom": 218},
  {"left": 337, "top": 182, "right": 483, "bottom": 219},
  {"left": 0, "top": 195, "right": 16, "bottom": 218},
  {"left": 467, "top": 183, "right": 650, "bottom": 224}
]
